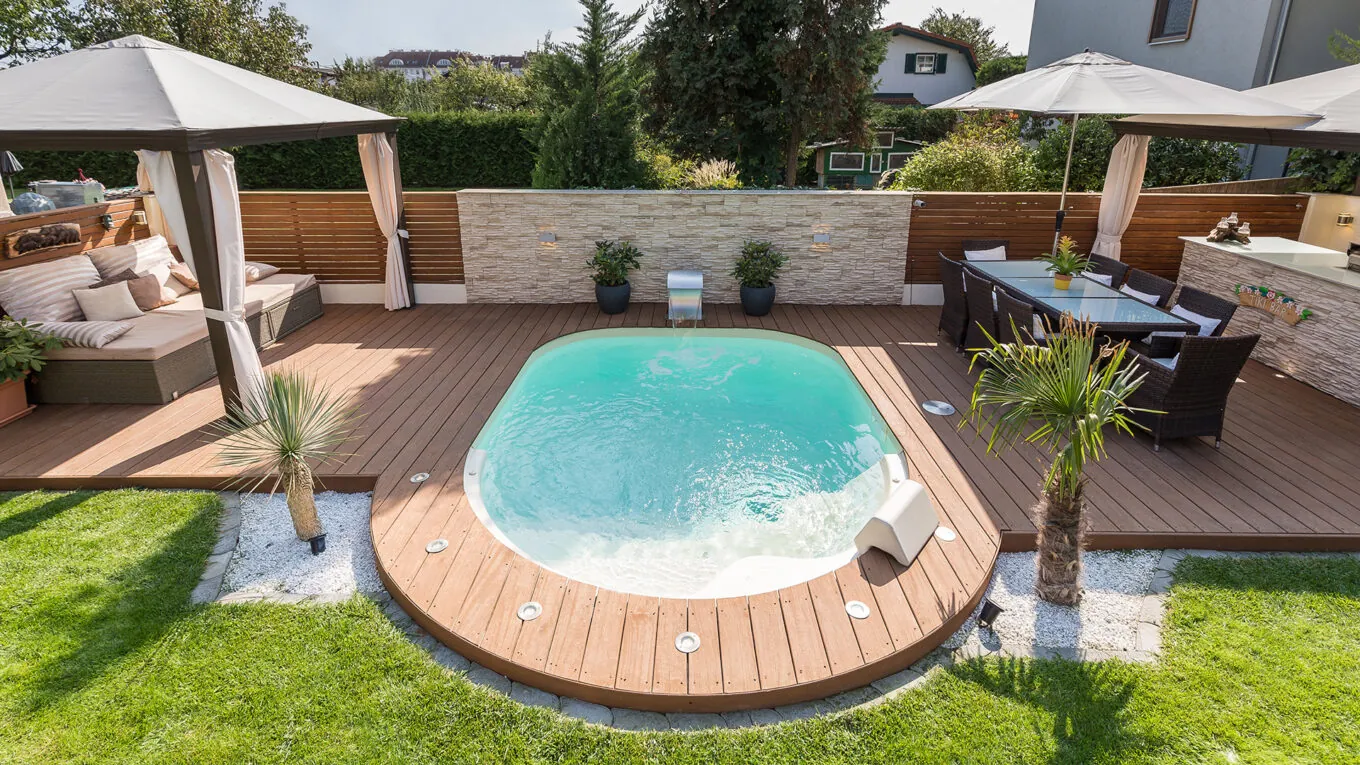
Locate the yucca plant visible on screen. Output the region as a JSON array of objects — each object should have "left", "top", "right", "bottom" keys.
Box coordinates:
[
  {"left": 963, "top": 315, "right": 1146, "bottom": 605},
  {"left": 214, "top": 371, "right": 359, "bottom": 554}
]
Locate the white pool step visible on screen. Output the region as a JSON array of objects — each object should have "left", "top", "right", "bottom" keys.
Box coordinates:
[{"left": 854, "top": 479, "right": 940, "bottom": 568}]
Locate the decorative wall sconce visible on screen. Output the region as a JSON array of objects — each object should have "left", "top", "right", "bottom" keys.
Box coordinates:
[
  {"left": 99, "top": 213, "right": 115, "bottom": 230},
  {"left": 812, "top": 232, "right": 831, "bottom": 244},
  {"left": 537, "top": 230, "right": 557, "bottom": 244},
  {"left": 1338, "top": 212, "right": 1355, "bottom": 227},
  {"left": 131, "top": 210, "right": 148, "bottom": 225}
]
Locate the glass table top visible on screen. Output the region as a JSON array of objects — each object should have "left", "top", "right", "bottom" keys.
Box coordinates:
[
  {"left": 1039, "top": 296, "right": 1194, "bottom": 328},
  {"left": 994, "top": 276, "right": 1122, "bottom": 299},
  {"left": 964, "top": 259, "right": 1052, "bottom": 278}
]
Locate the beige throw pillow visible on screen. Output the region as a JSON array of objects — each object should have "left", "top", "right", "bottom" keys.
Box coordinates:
[
  {"left": 168, "top": 262, "right": 199, "bottom": 290},
  {"left": 243, "top": 261, "right": 280, "bottom": 282},
  {"left": 72, "top": 281, "right": 144, "bottom": 321}
]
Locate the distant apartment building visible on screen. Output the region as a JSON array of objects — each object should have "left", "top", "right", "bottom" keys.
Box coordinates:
[
  {"left": 873, "top": 24, "right": 978, "bottom": 107},
  {"left": 1027, "top": 0, "right": 1360, "bottom": 178},
  {"left": 372, "top": 50, "right": 527, "bottom": 81}
]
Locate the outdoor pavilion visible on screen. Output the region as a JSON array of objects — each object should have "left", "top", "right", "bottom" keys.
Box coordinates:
[{"left": 0, "top": 35, "right": 410, "bottom": 408}]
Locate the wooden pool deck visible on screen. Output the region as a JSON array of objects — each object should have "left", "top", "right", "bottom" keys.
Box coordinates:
[{"left": 3, "top": 303, "right": 1359, "bottom": 711}]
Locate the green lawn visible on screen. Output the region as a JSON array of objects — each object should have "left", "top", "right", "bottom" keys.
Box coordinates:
[{"left": 1, "top": 490, "right": 1357, "bottom": 764}]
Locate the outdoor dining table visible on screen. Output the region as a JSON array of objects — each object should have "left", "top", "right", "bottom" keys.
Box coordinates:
[{"left": 963, "top": 259, "right": 1197, "bottom": 341}]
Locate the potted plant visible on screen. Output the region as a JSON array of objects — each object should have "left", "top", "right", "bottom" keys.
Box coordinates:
[
  {"left": 1039, "top": 235, "right": 1090, "bottom": 290},
  {"left": 0, "top": 316, "right": 64, "bottom": 427},
  {"left": 732, "top": 240, "right": 789, "bottom": 316},
  {"left": 963, "top": 316, "right": 1145, "bottom": 605},
  {"left": 586, "top": 239, "right": 643, "bottom": 314},
  {"left": 215, "top": 371, "right": 359, "bottom": 555}
]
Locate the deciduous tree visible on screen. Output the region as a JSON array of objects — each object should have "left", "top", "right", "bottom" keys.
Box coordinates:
[
  {"left": 0, "top": 0, "right": 70, "bottom": 66},
  {"left": 919, "top": 7, "right": 1009, "bottom": 64}
]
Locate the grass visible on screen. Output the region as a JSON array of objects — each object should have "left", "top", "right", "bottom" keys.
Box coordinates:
[{"left": 1, "top": 490, "right": 1357, "bottom": 764}]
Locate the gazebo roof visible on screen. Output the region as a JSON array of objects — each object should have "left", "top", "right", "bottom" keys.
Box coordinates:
[
  {"left": 1114, "top": 64, "right": 1360, "bottom": 152},
  {"left": 0, "top": 35, "right": 402, "bottom": 151}
]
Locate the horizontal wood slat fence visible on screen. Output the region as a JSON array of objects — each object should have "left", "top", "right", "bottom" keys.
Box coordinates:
[
  {"left": 907, "top": 192, "right": 1308, "bottom": 284},
  {"left": 240, "top": 191, "right": 462, "bottom": 284}
]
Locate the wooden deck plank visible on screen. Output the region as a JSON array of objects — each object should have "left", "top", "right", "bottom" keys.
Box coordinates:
[
  {"left": 651, "top": 599, "right": 689, "bottom": 695},
  {"left": 747, "top": 591, "right": 798, "bottom": 690},
  {"left": 614, "top": 596, "right": 660, "bottom": 693},
  {"left": 805, "top": 573, "right": 864, "bottom": 676},
  {"left": 715, "top": 596, "right": 760, "bottom": 693},
  {"left": 778, "top": 583, "right": 832, "bottom": 683},
  {"left": 834, "top": 561, "right": 896, "bottom": 663},
  {"left": 480, "top": 556, "right": 542, "bottom": 659},
  {"left": 544, "top": 579, "right": 598, "bottom": 681},
  {"left": 512, "top": 569, "right": 570, "bottom": 671},
  {"left": 686, "top": 600, "right": 724, "bottom": 695},
  {"left": 578, "top": 589, "right": 629, "bottom": 688}
]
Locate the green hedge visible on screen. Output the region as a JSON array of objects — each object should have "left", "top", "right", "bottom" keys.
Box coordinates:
[{"left": 8, "top": 110, "right": 537, "bottom": 191}]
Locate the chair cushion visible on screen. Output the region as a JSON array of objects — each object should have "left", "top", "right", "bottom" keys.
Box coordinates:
[
  {"left": 244, "top": 261, "right": 281, "bottom": 281},
  {"left": 964, "top": 246, "right": 1006, "bottom": 262},
  {"left": 87, "top": 235, "right": 176, "bottom": 280},
  {"left": 73, "top": 281, "right": 144, "bottom": 321},
  {"left": 1171, "top": 304, "right": 1221, "bottom": 337},
  {"left": 1120, "top": 284, "right": 1159, "bottom": 304},
  {"left": 46, "top": 272, "right": 317, "bottom": 361},
  {"left": 0, "top": 254, "right": 102, "bottom": 322},
  {"left": 1152, "top": 354, "right": 1179, "bottom": 370},
  {"left": 32, "top": 320, "right": 134, "bottom": 348},
  {"left": 1085, "top": 273, "right": 1113, "bottom": 286}
]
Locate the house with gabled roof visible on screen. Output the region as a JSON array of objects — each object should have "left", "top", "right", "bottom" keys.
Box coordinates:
[{"left": 874, "top": 24, "right": 978, "bottom": 106}]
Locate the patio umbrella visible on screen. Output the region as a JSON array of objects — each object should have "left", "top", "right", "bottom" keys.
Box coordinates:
[{"left": 930, "top": 51, "right": 1316, "bottom": 251}]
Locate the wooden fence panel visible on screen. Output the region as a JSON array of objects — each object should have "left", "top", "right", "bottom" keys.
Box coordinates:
[
  {"left": 239, "top": 190, "right": 462, "bottom": 284},
  {"left": 0, "top": 198, "right": 149, "bottom": 268},
  {"left": 907, "top": 192, "right": 1308, "bottom": 283}
]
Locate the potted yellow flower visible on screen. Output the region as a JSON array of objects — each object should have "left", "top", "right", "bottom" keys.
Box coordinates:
[{"left": 1039, "top": 236, "right": 1090, "bottom": 290}]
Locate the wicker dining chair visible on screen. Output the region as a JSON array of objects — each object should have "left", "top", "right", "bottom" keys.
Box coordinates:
[
  {"left": 960, "top": 238, "right": 1010, "bottom": 260},
  {"left": 1123, "top": 268, "right": 1176, "bottom": 308},
  {"left": 937, "top": 253, "right": 969, "bottom": 350},
  {"left": 962, "top": 269, "right": 998, "bottom": 352},
  {"left": 1086, "top": 254, "right": 1130, "bottom": 288},
  {"left": 1170, "top": 286, "right": 1238, "bottom": 337},
  {"left": 995, "top": 290, "right": 1045, "bottom": 346},
  {"left": 1126, "top": 334, "right": 1260, "bottom": 451}
]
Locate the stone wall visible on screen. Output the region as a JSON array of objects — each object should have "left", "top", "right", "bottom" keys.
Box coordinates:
[
  {"left": 456, "top": 189, "right": 912, "bottom": 304},
  {"left": 1178, "top": 240, "right": 1360, "bottom": 407}
]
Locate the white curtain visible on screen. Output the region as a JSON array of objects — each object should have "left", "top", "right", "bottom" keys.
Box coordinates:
[
  {"left": 0, "top": 190, "right": 12, "bottom": 217},
  {"left": 136, "top": 149, "right": 265, "bottom": 410},
  {"left": 135, "top": 151, "right": 192, "bottom": 258},
  {"left": 358, "top": 133, "right": 412, "bottom": 310},
  {"left": 1091, "top": 134, "right": 1151, "bottom": 260},
  {"left": 134, "top": 154, "right": 174, "bottom": 244}
]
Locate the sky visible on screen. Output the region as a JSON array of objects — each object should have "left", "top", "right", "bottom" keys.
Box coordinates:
[{"left": 285, "top": 0, "right": 1036, "bottom": 66}]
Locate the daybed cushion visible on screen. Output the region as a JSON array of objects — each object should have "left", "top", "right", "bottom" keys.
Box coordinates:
[
  {"left": 46, "top": 273, "right": 317, "bottom": 361},
  {"left": 73, "top": 281, "right": 144, "bottom": 321},
  {"left": 0, "top": 253, "right": 102, "bottom": 321},
  {"left": 33, "top": 320, "right": 134, "bottom": 348},
  {"left": 88, "top": 235, "right": 176, "bottom": 279}
]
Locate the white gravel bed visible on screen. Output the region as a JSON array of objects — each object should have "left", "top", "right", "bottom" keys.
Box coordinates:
[
  {"left": 221, "top": 491, "right": 380, "bottom": 597},
  {"left": 946, "top": 550, "right": 1161, "bottom": 653}
]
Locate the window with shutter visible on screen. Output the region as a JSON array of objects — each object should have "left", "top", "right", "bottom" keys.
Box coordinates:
[
  {"left": 935, "top": 53, "right": 947, "bottom": 74},
  {"left": 913, "top": 53, "right": 936, "bottom": 74}
]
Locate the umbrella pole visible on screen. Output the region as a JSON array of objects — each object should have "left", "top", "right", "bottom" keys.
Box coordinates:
[{"left": 1053, "top": 113, "right": 1080, "bottom": 252}]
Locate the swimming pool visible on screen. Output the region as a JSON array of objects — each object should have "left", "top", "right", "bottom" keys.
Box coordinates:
[{"left": 465, "top": 329, "right": 906, "bottom": 599}]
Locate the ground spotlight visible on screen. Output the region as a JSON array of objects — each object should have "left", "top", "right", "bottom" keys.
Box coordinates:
[{"left": 978, "top": 599, "right": 1003, "bottom": 630}]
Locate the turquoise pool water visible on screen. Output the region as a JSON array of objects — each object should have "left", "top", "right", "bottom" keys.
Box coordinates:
[{"left": 466, "top": 329, "right": 902, "bottom": 598}]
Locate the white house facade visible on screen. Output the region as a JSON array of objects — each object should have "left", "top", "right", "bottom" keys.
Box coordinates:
[{"left": 874, "top": 25, "right": 978, "bottom": 106}]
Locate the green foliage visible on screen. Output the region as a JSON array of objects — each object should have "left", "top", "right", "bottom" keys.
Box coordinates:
[
  {"left": 1038, "top": 235, "right": 1090, "bottom": 277},
  {"left": 684, "top": 159, "right": 742, "bottom": 190},
  {"left": 11, "top": 110, "right": 538, "bottom": 190},
  {"left": 889, "top": 116, "right": 1039, "bottom": 191},
  {"left": 731, "top": 240, "right": 788, "bottom": 288},
  {"left": 1286, "top": 148, "right": 1360, "bottom": 194},
  {"left": 0, "top": 316, "right": 64, "bottom": 382},
  {"left": 919, "top": 7, "right": 1010, "bottom": 64},
  {"left": 529, "top": 0, "right": 647, "bottom": 189},
  {"left": 975, "top": 55, "right": 1027, "bottom": 86},
  {"left": 586, "top": 240, "right": 642, "bottom": 286},
  {"left": 327, "top": 56, "right": 531, "bottom": 113},
  {"left": 867, "top": 104, "right": 959, "bottom": 142},
  {"left": 1033, "top": 116, "right": 1244, "bottom": 192},
  {"left": 1330, "top": 25, "right": 1360, "bottom": 64},
  {"left": 964, "top": 316, "right": 1144, "bottom": 499},
  {"left": 0, "top": 0, "right": 70, "bottom": 65},
  {"left": 68, "top": 0, "right": 314, "bottom": 88}
]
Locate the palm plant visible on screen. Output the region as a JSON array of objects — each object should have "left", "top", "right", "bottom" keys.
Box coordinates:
[
  {"left": 214, "top": 371, "right": 359, "bottom": 554},
  {"left": 963, "top": 315, "right": 1146, "bottom": 605}
]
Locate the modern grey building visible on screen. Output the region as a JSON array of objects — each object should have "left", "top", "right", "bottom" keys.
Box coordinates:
[{"left": 1027, "top": 0, "right": 1360, "bottom": 177}]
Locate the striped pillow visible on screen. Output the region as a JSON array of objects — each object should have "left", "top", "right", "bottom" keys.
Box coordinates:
[
  {"left": 0, "top": 254, "right": 102, "bottom": 322},
  {"left": 87, "top": 235, "right": 176, "bottom": 280},
  {"left": 31, "top": 320, "right": 133, "bottom": 348}
]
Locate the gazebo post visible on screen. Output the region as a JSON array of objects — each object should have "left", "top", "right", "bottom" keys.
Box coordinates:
[
  {"left": 387, "top": 130, "right": 416, "bottom": 305},
  {"left": 171, "top": 149, "right": 241, "bottom": 409}
]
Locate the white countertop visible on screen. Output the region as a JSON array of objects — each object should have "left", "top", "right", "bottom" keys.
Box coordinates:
[{"left": 1180, "top": 236, "right": 1360, "bottom": 290}]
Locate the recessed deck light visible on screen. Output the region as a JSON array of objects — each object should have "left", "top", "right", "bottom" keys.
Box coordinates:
[
  {"left": 410, "top": 472, "right": 430, "bottom": 483},
  {"left": 517, "top": 601, "right": 542, "bottom": 621},
  {"left": 675, "top": 631, "right": 701, "bottom": 653},
  {"left": 425, "top": 538, "right": 449, "bottom": 553},
  {"left": 845, "top": 600, "right": 871, "bottom": 619},
  {"left": 922, "top": 400, "right": 955, "bottom": 416},
  {"left": 934, "top": 526, "right": 957, "bottom": 542}
]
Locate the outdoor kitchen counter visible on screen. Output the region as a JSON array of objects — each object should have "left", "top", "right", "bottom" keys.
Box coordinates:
[{"left": 1177, "top": 236, "right": 1360, "bottom": 407}]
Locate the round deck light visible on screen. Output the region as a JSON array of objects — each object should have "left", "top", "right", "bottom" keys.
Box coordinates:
[
  {"left": 845, "top": 600, "right": 871, "bottom": 620},
  {"left": 517, "top": 601, "right": 542, "bottom": 621},
  {"left": 934, "top": 526, "right": 957, "bottom": 542},
  {"left": 922, "top": 400, "right": 956, "bottom": 416},
  {"left": 425, "top": 538, "right": 449, "bottom": 553},
  {"left": 675, "top": 632, "right": 701, "bottom": 654},
  {"left": 410, "top": 472, "right": 430, "bottom": 483}
]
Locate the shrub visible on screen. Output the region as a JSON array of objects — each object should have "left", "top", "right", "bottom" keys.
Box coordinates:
[
  {"left": 890, "top": 117, "right": 1039, "bottom": 192},
  {"left": 731, "top": 241, "right": 788, "bottom": 288},
  {"left": 685, "top": 159, "right": 742, "bottom": 190},
  {"left": 1287, "top": 149, "right": 1360, "bottom": 193},
  {"left": 0, "top": 317, "right": 65, "bottom": 382},
  {"left": 976, "top": 55, "right": 1028, "bottom": 87},
  {"left": 9, "top": 110, "right": 538, "bottom": 190},
  {"left": 866, "top": 104, "right": 958, "bottom": 142},
  {"left": 1032, "top": 116, "right": 1244, "bottom": 191},
  {"left": 586, "top": 240, "right": 643, "bottom": 286}
]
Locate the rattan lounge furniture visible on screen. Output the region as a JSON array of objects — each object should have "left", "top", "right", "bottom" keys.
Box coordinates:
[
  {"left": 1126, "top": 334, "right": 1260, "bottom": 451},
  {"left": 1123, "top": 268, "right": 1176, "bottom": 308},
  {"left": 962, "top": 268, "right": 998, "bottom": 352},
  {"left": 995, "top": 290, "right": 1045, "bottom": 346},
  {"left": 1131, "top": 284, "right": 1239, "bottom": 357},
  {"left": 1086, "top": 254, "right": 1130, "bottom": 288},
  {"left": 937, "top": 253, "right": 968, "bottom": 350}
]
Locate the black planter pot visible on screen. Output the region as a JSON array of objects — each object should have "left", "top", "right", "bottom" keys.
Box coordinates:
[
  {"left": 740, "top": 284, "right": 777, "bottom": 316},
  {"left": 595, "top": 282, "right": 631, "bottom": 314}
]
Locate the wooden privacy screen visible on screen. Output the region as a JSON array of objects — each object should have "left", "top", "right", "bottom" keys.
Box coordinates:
[
  {"left": 907, "top": 192, "right": 1308, "bottom": 283},
  {"left": 0, "top": 198, "right": 150, "bottom": 271},
  {"left": 239, "top": 191, "right": 462, "bottom": 284}
]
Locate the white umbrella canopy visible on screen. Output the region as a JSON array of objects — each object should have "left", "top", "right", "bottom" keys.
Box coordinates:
[
  {"left": 0, "top": 35, "right": 400, "bottom": 151},
  {"left": 928, "top": 51, "right": 1317, "bottom": 250},
  {"left": 1115, "top": 64, "right": 1360, "bottom": 152}
]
